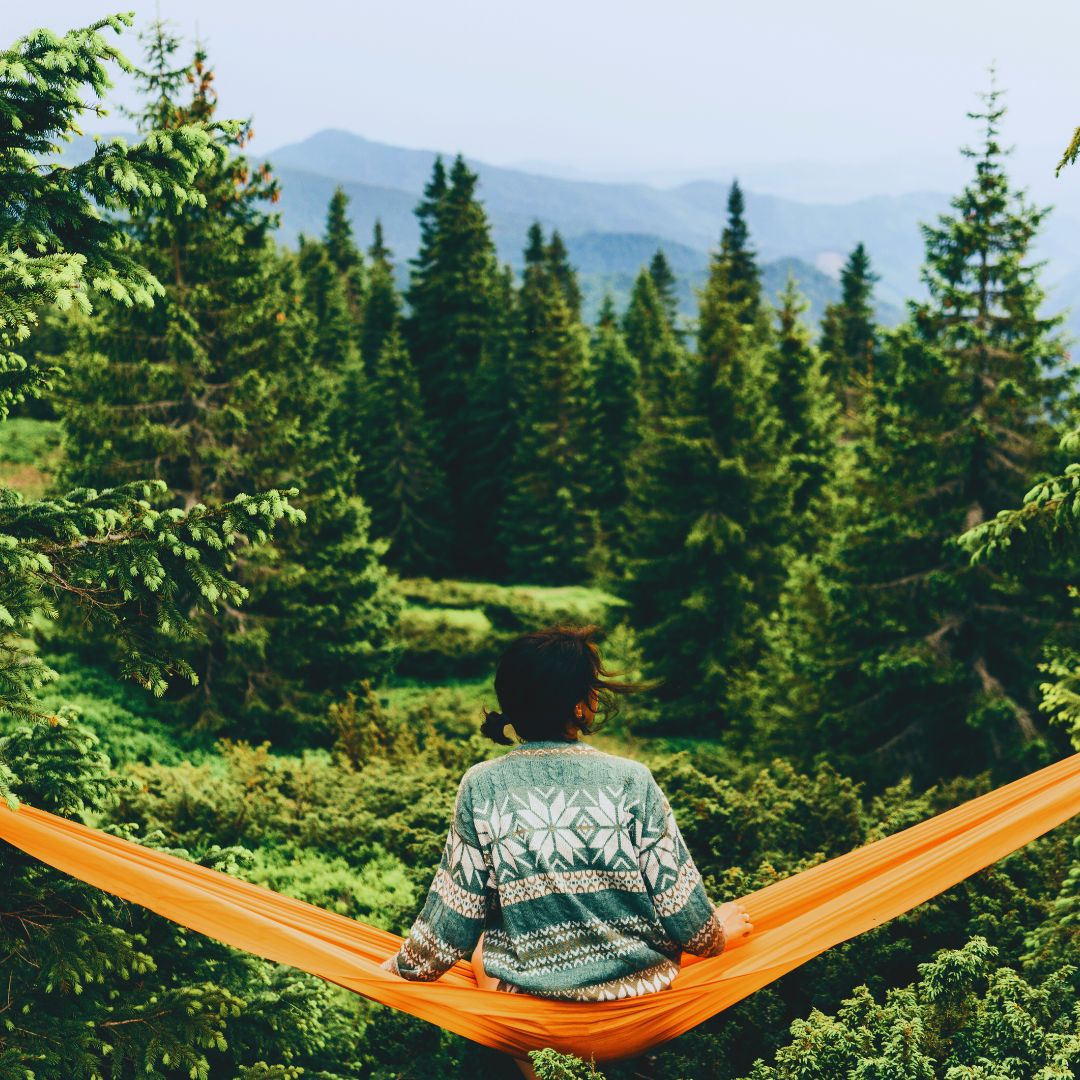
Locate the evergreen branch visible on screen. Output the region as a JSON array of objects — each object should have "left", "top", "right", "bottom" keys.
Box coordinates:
[{"left": 1057, "top": 127, "right": 1080, "bottom": 176}]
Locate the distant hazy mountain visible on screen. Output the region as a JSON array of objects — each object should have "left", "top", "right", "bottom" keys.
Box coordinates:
[
  {"left": 265, "top": 130, "right": 952, "bottom": 315},
  {"left": 58, "top": 128, "right": 1076, "bottom": 335}
]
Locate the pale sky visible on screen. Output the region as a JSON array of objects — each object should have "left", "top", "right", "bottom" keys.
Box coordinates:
[{"left": 6, "top": 1, "right": 1080, "bottom": 202}]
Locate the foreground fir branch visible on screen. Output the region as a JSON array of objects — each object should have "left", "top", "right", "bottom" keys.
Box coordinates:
[
  {"left": 1, "top": 480, "right": 302, "bottom": 717},
  {"left": 0, "top": 13, "right": 234, "bottom": 417},
  {"left": 0, "top": 16, "right": 368, "bottom": 1069},
  {"left": 0, "top": 13, "right": 305, "bottom": 723}
]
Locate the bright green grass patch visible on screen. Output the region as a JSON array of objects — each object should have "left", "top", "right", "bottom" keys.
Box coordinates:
[
  {"left": 0, "top": 418, "right": 61, "bottom": 466},
  {"left": 0, "top": 418, "right": 62, "bottom": 498},
  {"left": 393, "top": 578, "right": 629, "bottom": 681},
  {"left": 508, "top": 583, "right": 627, "bottom": 622},
  {"left": 403, "top": 605, "right": 494, "bottom": 635},
  {"left": 397, "top": 577, "right": 624, "bottom": 624},
  {"left": 32, "top": 650, "right": 214, "bottom": 767}
]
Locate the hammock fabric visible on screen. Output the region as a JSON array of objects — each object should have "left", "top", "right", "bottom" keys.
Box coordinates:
[{"left": 0, "top": 753, "right": 1079, "bottom": 1062}]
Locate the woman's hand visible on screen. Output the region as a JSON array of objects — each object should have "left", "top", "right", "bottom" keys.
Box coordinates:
[{"left": 715, "top": 901, "right": 753, "bottom": 949}]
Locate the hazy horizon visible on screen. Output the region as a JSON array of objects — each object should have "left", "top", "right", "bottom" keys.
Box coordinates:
[{"left": 6, "top": 2, "right": 1080, "bottom": 207}]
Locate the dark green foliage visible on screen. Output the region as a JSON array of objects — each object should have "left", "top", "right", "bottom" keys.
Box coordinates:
[
  {"left": 499, "top": 223, "right": 599, "bottom": 583},
  {"left": 768, "top": 277, "right": 839, "bottom": 551},
  {"left": 623, "top": 193, "right": 787, "bottom": 733},
  {"left": 622, "top": 267, "right": 686, "bottom": 419},
  {"left": 356, "top": 328, "right": 452, "bottom": 574},
  {"left": 0, "top": 717, "right": 367, "bottom": 1079},
  {"left": 404, "top": 155, "right": 503, "bottom": 572},
  {"left": 2, "top": 478, "right": 301, "bottom": 718},
  {"left": 819, "top": 242, "right": 878, "bottom": 393},
  {"left": 458, "top": 263, "right": 518, "bottom": 578},
  {"left": 547, "top": 230, "right": 584, "bottom": 316},
  {"left": 297, "top": 234, "right": 358, "bottom": 372},
  {"left": 0, "top": 16, "right": 304, "bottom": 725},
  {"left": 719, "top": 180, "right": 763, "bottom": 321},
  {"left": 736, "top": 938, "right": 1079, "bottom": 1079},
  {"left": 648, "top": 249, "right": 681, "bottom": 333},
  {"left": 959, "top": 425, "right": 1080, "bottom": 753},
  {"left": 54, "top": 31, "right": 399, "bottom": 737},
  {"left": 763, "top": 90, "right": 1074, "bottom": 784},
  {"left": 0, "top": 15, "right": 226, "bottom": 419},
  {"left": 324, "top": 185, "right": 366, "bottom": 317},
  {"left": 6, "top": 20, "right": 1080, "bottom": 1078},
  {"left": 588, "top": 298, "right": 642, "bottom": 574},
  {"left": 360, "top": 220, "right": 400, "bottom": 370}
]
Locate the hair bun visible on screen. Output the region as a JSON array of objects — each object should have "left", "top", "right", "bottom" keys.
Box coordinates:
[{"left": 480, "top": 708, "right": 514, "bottom": 746}]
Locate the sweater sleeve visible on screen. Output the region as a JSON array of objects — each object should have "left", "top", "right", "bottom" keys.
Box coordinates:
[
  {"left": 380, "top": 771, "right": 492, "bottom": 981},
  {"left": 636, "top": 770, "right": 726, "bottom": 957}
]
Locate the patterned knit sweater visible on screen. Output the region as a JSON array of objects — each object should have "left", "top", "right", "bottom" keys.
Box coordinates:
[{"left": 381, "top": 739, "right": 727, "bottom": 1001}]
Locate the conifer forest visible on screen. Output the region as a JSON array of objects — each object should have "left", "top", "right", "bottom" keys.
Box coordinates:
[{"left": 5, "top": 10, "right": 1080, "bottom": 1079}]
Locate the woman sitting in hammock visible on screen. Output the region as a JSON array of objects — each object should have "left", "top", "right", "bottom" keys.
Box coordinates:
[{"left": 382, "top": 624, "right": 751, "bottom": 1069}]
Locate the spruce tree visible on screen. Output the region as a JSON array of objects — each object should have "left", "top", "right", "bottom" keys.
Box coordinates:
[
  {"left": 0, "top": 14, "right": 302, "bottom": 717},
  {"left": 499, "top": 223, "right": 598, "bottom": 583},
  {"left": 361, "top": 219, "right": 400, "bottom": 366},
  {"left": 56, "top": 30, "right": 398, "bottom": 737},
  {"left": 459, "top": 262, "right": 519, "bottom": 578},
  {"left": 332, "top": 220, "right": 398, "bottom": 490},
  {"left": 324, "top": 185, "right": 366, "bottom": 316},
  {"left": 357, "top": 327, "right": 451, "bottom": 575},
  {"left": 820, "top": 241, "right": 879, "bottom": 392},
  {"left": 764, "top": 87, "right": 1073, "bottom": 783},
  {"left": 297, "top": 233, "right": 358, "bottom": 372},
  {"left": 546, "top": 229, "right": 583, "bottom": 316},
  {"left": 404, "top": 154, "right": 502, "bottom": 571},
  {"left": 589, "top": 297, "right": 642, "bottom": 573},
  {"left": 622, "top": 267, "right": 686, "bottom": 419},
  {"left": 649, "top": 248, "right": 681, "bottom": 331},
  {"left": 720, "top": 180, "right": 762, "bottom": 321},
  {"left": 624, "top": 204, "right": 787, "bottom": 732},
  {"left": 769, "top": 276, "right": 840, "bottom": 552},
  {"left": 0, "top": 17, "right": 363, "bottom": 1076}
]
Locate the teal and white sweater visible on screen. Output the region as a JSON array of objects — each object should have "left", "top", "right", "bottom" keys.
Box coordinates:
[{"left": 382, "top": 739, "right": 726, "bottom": 1001}]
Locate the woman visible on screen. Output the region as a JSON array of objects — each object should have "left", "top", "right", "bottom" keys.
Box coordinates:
[{"left": 381, "top": 624, "right": 752, "bottom": 1074}]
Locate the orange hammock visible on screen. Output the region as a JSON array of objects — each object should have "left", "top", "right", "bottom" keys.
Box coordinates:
[{"left": 0, "top": 752, "right": 1079, "bottom": 1062}]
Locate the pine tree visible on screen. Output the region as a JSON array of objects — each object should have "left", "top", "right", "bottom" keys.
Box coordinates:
[
  {"left": 331, "top": 220, "right": 398, "bottom": 497},
  {"left": 404, "top": 154, "right": 502, "bottom": 571},
  {"left": 459, "top": 262, "right": 518, "bottom": 578},
  {"left": 0, "top": 16, "right": 363, "bottom": 1076},
  {"left": 357, "top": 327, "right": 452, "bottom": 575},
  {"left": 361, "top": 219, "right": 400, "bottom": 366},
  {"left": 622, "top": 267, "right": 686, "bottom": 419},
  {"left": 0, "top": 15, "right": 303, "bottom": 717},
  {"left": 765, "top": 87, "right": 1073, "bottom": 783},
  {"left": 623, "top": 203, "right": 787, "bottom": 732},
  {"left": 589, "top": 297, "right": 642, "bottom": 573},
  {"left": 297, "top": 234, "right": 358, "bottom": 372},
  {"left": 546, "top": 229, "right": 583, "bottom": 316},
  {"left": 820, "top": 241, "right": 879, "bottom": 392},
  {"left": 649, "top": 248, "right": 681, "bottom": 331},
  {"left": 720, "top": 180, "right": 762, "bottom": 321},
  {"left": 324, "top": 185, "right": 366, "bottom": 316},
  {"left": 769, "top": 276, "right": 840, "bottom": 552},
  {"left": 499, "top": 223, "right": 598, "bottom": 583},
  {"left": 56, "top": 30, "right": 398, "bottom": 737}
]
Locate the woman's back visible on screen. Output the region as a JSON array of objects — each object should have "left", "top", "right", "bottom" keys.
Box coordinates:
[{"left": 386, "top": 738, "right": 726, "bottom": 1001}]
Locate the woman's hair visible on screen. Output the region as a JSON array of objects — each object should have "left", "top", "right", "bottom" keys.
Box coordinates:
[{"left": 480, "top": 624, "right": 643, "bottom": 745}]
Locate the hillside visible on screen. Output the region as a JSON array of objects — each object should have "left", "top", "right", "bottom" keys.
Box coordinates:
[
  {"left": 57, "top": 128, "right": 1072, "bottom": 332},
  {"left": 264, "top": 130, "right": 1079, "bottom": 331}
]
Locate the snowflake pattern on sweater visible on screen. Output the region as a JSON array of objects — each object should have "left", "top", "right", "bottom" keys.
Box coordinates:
[{"left": 382, "top": 740, "right": 726, "bottom": 1001}]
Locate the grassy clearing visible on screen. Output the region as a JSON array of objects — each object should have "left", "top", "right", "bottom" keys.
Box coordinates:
[{"left": 0, "top": 418, "right": 62, "bottom": 498}]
